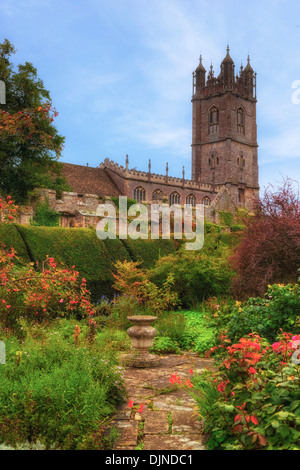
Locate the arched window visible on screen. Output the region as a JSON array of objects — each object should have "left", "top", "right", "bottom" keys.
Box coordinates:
[
  {"left": 133, "top": 186, "right": 146, "bottom": 203},
  {"left": 152, "top": 189, "right": 163, "bottom": 201},
  {"left": 169, "top": 192, "right": 181, "bottom": 205},
  {"left": 186, "top": 194, "right": 196, "bottom": 207},
  {"left": 202, "top": 196, "right": 211, "bottom": 207},
  {"left": 237, "top": 107, "right": 245, "bottom": 135},
  {"left": 209, "top": 106, "right": 219, "bottom": 134}
]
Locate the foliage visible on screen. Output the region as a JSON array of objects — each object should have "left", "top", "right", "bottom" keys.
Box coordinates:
[
  {"left": 150, "top": 335, "right": 181, "bottom": 355},
  {"left": 147, "top": 310, "right": 216, "bottom": 356},
  {"left": 0, "top": 39, "right": 67, "bottom": 203},
  {"left": 0, "top": 319, "right": 126, "bottom": 449},
  {"left": 148, "top": 243, "right": 234, "bottom": 308},
  {"left": 121, "top": 238, "right": 176, "bottom": 269},
  {"left": 110, "top": 196, "right": 137, "bottom": 211},
  {"left": 182, "top": 311, "right": 216, "bottom": 355},
  {"left": 205, "top": 284, "right": 300, "bottom": 343},
  {"left": 219, "top": 211, "right": 234, "bottom": 227},
  {"left": 31, "top": 199, "right": 59, "bottom": 227},
  {"left": 230, "top": 178, "right": 300, "bottom": 297},
  {"left": 112, "top": 260, "right": 179, "bottom": 315},
  {"left": 8, "top": 225, "right": 177, "bottom": 301},
  {"left": 14, "top": 225, "right": 114, "bottom": 301},
  {"left": 0, "top": 246, "right": 94, "bottom": 325},
  {"left": 0, "top": 195, "right": 19, "bottom": 223},
  {"left": 0, "top": 223, "right": 30, "bottom": 264},
  {"left": 177, "top": 332, "right": 300, "bottom": 450}
]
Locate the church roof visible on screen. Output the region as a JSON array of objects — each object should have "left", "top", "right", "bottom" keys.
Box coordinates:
[{"left": 61, "top": 162, "right": 122, "bottom": 197}]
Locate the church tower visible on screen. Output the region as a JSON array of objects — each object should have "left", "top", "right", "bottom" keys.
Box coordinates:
[{"left": 191, "top": 46, "right": 259, "bottom": 208}]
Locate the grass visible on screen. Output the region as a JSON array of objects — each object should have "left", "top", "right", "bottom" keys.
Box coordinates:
[
  {"left": 0, "top": 317, "right": 127, "bottom": 450},
  {"left": 167, "top": 412, "right": 173, "bottom": 434}
]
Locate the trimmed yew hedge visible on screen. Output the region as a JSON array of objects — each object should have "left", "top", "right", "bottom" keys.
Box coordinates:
[
  {"left": 1, "top": 225, "right": 176, "bottom": 301},
  {"left": 0, "top": 224, "right": 31, "bottom": 264},
  {"left": 120, "top": 238, "right": 176, "bottom": 269}
]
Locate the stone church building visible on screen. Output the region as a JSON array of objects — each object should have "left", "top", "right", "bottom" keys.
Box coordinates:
[{"left": 41, "top": 47, "right": 259, "bottom": 228}]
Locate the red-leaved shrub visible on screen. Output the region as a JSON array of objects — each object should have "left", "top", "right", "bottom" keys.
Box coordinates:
[{"left": 230, "top": 178, "right": 300, "bottom": 297}]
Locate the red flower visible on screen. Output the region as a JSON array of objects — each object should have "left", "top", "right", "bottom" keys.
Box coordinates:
[
  {"left": 137, "top": 403, "right": 144, "bottom": 413},
  {"left": 128, "top": 400, "right": 133, "bottom": 408},
  {"left": 184, "top": 379, "right": 193, "bottom": 388},
  {"left": 249, "top": 367, "right": 256, "bottom": 374}
]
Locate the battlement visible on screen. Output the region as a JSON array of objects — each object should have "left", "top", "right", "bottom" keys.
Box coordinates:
[{"left": 100, "top": 157, "right": 214, "bottom": 191}]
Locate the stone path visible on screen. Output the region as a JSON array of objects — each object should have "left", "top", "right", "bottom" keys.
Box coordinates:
[{"left": 108, "top": 353, "right": 214, "bottom": 451}]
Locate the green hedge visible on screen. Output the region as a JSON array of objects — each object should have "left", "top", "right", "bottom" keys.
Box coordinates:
[
  {"left": 10, "top": 226, "right": 175, "bottom": 301},
  {"left": 120, "top": 238, "right": 176, "bottom": 269},
  {"left": 0, "top": 224, "right": 31, "bottom": 264},
  {"left": 15, "top": 225, "right": 115, "bottom": 301}
]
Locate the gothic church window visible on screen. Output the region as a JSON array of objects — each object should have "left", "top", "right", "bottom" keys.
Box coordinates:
[
  {"left": 186, "top": 194, "right": 196, "bottom": 207},
  {"left": 202, "top": 196, "right": 211, "bottom": 206},
  {"left": 169, "top": 192, "right": 181, "bottom": 205},
  {"left": 237, "top": 107, "right": 245, "bottom": 135},
  {"left": 134, "top": 186, "right": 146, "bottom": 203},
  {"left": 209, "top": 106, "right": 219, "bottom": 134}
]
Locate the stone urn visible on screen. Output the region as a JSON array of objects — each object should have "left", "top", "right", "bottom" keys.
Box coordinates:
[{"left": 126, "top": 315, "right": 161, "bottom": 368}]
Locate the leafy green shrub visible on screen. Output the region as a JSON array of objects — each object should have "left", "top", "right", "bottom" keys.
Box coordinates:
[
  {"left": 219, "top": 211, "right": 234, "bottom": 227},
  {"left": 182, "top": 311, "right": 216, "bottom": 355},
  {"left": 150, "top": 336, "right": 181, "bottom": 355},
  {"left": 204, "top": 221, "right": 222, "bottom": 234},
  {"left": 31, "top": 200, "right": 59, "bottom": 227},
  {"left": 152, "top": 310, "right": 216, "bottom": 355},
  {"left": 0, "top": 321, "right": 126, "bottom": 449},
  {"left": 230, "top": 224, "right": 244, "bottom": 232},
  {"left": 210, "top": 284, "right": 300, "bottom": 343},
  {"left": 148, "top": 245, "right": 234, "bottom": 307},
  {"left": 110, "top": 196, "right": 137, "bottom": 210},
  {"left": 112, "top": 260, "right": 179, "bottom": 315}
]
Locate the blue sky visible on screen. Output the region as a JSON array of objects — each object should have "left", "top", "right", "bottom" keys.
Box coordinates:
[{"left": 1, "top": 0, "right": 300, "bottom": 193}]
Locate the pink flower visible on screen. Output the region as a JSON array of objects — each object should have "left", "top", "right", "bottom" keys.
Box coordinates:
[{"left": 59, "top": 299, "right": 64, "bottom": 303}]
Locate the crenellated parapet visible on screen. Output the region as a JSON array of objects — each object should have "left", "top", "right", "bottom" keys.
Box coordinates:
[{"left": 100, "top": 157, "right": 215, "bottom": 192}]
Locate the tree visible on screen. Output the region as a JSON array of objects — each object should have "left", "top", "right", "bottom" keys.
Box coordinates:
[
  {"left": 230, "top": 178, "right": 300, "bottom": 298},
  {"left": 0, "top": 39, "right": 68, "bottom": 203}
]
